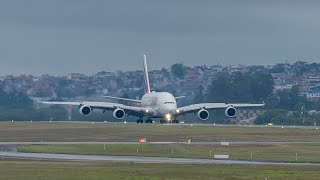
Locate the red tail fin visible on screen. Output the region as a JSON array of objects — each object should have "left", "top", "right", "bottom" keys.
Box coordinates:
[{"left": 143, "top": 55, "right": 151, "bottom": 94}]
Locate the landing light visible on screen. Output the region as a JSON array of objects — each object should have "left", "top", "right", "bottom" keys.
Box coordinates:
[
  {"left": 176, "top": 109, "right": 180, "bottom": 113},
  {"left": 165, "top": 114, "right": 171, "bottom": 121},
  {"left": 145, "top": 109, "right": 149, "bottom": 113}
]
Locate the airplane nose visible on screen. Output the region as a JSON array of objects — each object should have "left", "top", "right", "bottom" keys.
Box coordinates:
[{"left": 164, "top": 107, "right": 176, "bottom": 114}]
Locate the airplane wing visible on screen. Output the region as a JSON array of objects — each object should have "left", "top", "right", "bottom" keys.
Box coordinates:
[
  {"left": 104, "top": 96, "right": 142, "bottom": 103},
  {"left": 177, "top": 102, "right": 265, "bottom": 114},
  {"left": 40, "top": 101, "right": 147, "bottom": 117}
]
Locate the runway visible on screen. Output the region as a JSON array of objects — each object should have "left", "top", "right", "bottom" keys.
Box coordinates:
[
  {"left": 1, "top": 141, "right": 320, "bottom": 166},
  {"left": 1, "top": 141, "right": 320, "bottom": 145},
  {"left": 0, "top": 151, "right": 320, "bottom": 166},
  {"left": 38, "top": 120, "right": 320, "bottom": 129}
]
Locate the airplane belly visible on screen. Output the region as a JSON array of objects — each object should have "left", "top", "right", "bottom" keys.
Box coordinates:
[
  {"left": 158, "top": 105, "right": 177, "bottom": 116},
  {"left": 144, "top": 107, "right": 175, "bottom": 118}
]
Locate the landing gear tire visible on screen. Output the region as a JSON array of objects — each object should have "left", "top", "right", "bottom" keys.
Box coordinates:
[
  {"left": 145, "top": 118, "right": 153, "bottom": 123},
  {"left": 136, "top": 119, "right": 143, "bottom": 124},
  {"left": 172, "top": 120, "right": 179, "bottom": 124}
]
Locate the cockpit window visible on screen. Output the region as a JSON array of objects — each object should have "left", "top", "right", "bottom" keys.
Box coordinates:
[{"left": 164, "top": 102, "right": 175, "bottom": 104}]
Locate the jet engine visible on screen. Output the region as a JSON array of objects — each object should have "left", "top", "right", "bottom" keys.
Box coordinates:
[
  {"left": 197, "top": 109, "right": 209, "bottom": 120},
  {"left": 113, "top": 108, "right": 125, "bottom": 119},
  {"left": 225, "top": 106, "right": 237, "bottom": 118},
  {"left": 79, "top": 105, "right": 92, "bottom": 116}
]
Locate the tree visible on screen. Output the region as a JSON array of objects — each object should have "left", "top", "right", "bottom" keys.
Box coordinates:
[
  {"left": 206, "top": 73, "right": 232, "bottom": 102},
  {"left": 0, "top": 89, "right": 33, "bottom": 108},
  {"left": 269, "top": 66, "right": 285, "bottom": 73},
  {"left": 255, "top": 109, "right": 289, "bottom": 125},
  {"left": 193, "top": 85, "right": 204, "bottom": 103},
  {"left": 266, "top": 86, "right": 303, "bottom": 110},
  {"left": 293, "top": 61, "right": 308, "bottom": 76},
  {"left": 205, "top": 72, "right": 273, "bottom": 103},
  {"left": 171, "top": 63, "right": 185, "bottom": 79},
  {"left": 250, "top": 73, "right": 274, "bottom": 101},
  {"left": 160, "top": 68, "right": 170, "bottom": 77}
]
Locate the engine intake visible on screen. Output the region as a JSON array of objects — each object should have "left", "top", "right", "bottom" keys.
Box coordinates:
[
  {"left": 113, "top": 108, "right": 125, "bottom": 119},
  {"left": 225, "top": 106, "right": 237, "bottom": 118},
  {"left": 197, "top": 109, "right": 209, "bottom": 120},
  {"left": 79, "top": 105, "right": 92, "bottom": 116}
]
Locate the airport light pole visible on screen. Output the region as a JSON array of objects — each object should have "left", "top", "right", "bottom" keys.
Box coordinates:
[{"left": 301, "top": 103, "right": 306, "bottom": 124}]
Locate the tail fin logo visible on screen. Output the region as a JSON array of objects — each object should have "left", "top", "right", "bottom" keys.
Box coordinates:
[{"left": 143, "top": 55, "right": 151, "bottom": 94}]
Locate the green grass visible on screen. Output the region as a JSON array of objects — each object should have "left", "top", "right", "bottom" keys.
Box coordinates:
[
  {"left": 0, "top": 160, "right": 318, "bottom": 180},
  {"left": 0, "top": 122, "right": 320, "bottom": 142},
  {"left": 17, "top": 143, "right": 320, "bottom": 163},
  {"left": 3, "top": 122, "right": 320, "bottom": 179}
]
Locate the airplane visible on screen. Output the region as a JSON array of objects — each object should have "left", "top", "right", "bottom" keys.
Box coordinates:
[{"left": 41, "top": 55, "right": 264, "bottom": 124}]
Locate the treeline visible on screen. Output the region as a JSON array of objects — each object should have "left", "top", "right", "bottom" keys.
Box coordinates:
[
  {"left": 192, "top": 71, "right": 274, "bottom": 122},
  {"left": 192, "top": 71, "right": 274, "bottom": 106},
  {"left": 256, "top": 86, "right": 320, "bottom": 125},
  {"left": 0, "top": 89, "right": 33, "bottom": 108},
  {"left": 201, "top": 72, "right": 274, "bottom": 103},
  {"left": 193, "top": 71, "right": 320, "bottom": 125}
]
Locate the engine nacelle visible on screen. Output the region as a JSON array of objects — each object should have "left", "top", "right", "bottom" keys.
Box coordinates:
[
  {"left": 197, "top": 109, "right": 209, "bottom": 120},
  {"left": 113, "top": 108, "right": 125, "bottom": 119},
  {"left": 225, "top": 106, "right": 237, "bottom": 118},
  {"left": 79, "top": 105, "right": 92, "bottom": 116}
]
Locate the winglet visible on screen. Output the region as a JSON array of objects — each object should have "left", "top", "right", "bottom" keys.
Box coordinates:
[{"left": 143, "top": 54, "right": 151, "bottom": 94}]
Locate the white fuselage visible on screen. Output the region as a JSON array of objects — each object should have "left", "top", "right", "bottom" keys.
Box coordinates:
[{"left": 141, "top": 92, "right": 177, "bottom": 118}]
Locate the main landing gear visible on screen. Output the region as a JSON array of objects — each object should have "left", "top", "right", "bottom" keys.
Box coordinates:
[
  {"left": 160, "top": 119, "right": 179, "bottom": 124},
  {"left": 172, "top": 119, "right": 179, "bottom": 124},
  {"left": 145, "top": 118, "right": 153, "bottom": 123},
  {"left": 136, "top": 118, "right": 153, "bottom": 123}
]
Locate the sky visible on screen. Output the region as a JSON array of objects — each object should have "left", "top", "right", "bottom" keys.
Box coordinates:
[{"left": 0, "top": 0, "right": 320, "bottom": 75}]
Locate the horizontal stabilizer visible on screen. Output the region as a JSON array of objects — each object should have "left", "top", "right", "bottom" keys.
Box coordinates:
[{"left": 175, "top": 96, "right": 186, "bottom": 99}]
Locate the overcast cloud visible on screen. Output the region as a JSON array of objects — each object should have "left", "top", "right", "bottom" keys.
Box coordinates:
[{"left": 0, "top": 0, "right": 320, "bottom": 75}]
